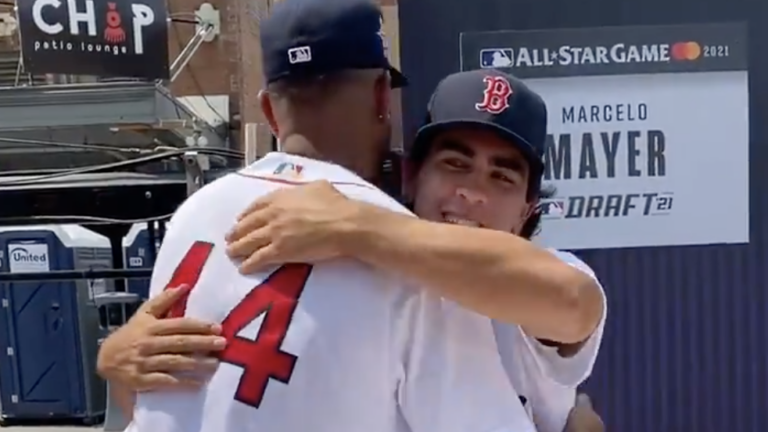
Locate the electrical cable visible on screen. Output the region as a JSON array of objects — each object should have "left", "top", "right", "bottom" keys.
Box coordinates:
[
  {"left": 0, "top": 135, "right": 244, "bottom": 158},
  {"left": 0, "top": 136, "right": 142, "bottom": 153},
  {"left": 0, "top": 152, "right": 180, "bottom": 185},
  {"left": 151, "top": 144, "right": 243, "bottom": 159},
  {"left": 0, "top": 139, "right": 243, "bottom": 179},
  {"left": 0, "top": 213, "right": 176, "bottom": 225},
  {"left": 0, "top": 147, "right": 243, "bottom": 186},
  {"left": 171, "top": 17, "right": 199, "bottom": 25},
  {"left": 0, "top": 136, "right": 132, "bottom": 163}
]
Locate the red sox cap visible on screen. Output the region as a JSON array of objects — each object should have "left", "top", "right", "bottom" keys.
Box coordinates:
[{"left": 409, "top": 69, "right": 547, "bottom": 180}]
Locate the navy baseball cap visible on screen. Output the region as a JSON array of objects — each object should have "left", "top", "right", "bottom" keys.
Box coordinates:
[
  {"left": 260, "top": 0, "right": 407, "bottom": 88},
  {"left": 410, "top": 69, "right": 547, "bottom": 178}
]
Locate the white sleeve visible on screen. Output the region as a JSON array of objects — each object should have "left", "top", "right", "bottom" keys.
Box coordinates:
[
  {"left": 519, "top": 250, "right": 607, "bottom": 388},
  {"left": 395, "top": 289, "right": 536, "bottom": 432}
]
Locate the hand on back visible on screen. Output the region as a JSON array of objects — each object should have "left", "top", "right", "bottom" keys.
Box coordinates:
[
  {"left": 96, "top": 285, "right": 226, "bottom": 391},
  {"left": 98, "top": 181, "right": 359, "bottom": 390},
  {"left": 226, "top": 180, "right": 358, "bottom": 273}
]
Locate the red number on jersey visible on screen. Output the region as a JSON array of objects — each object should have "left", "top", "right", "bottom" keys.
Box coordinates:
[
  {"left": 218, "top": 263, "right": 311, "bottom": 408},
  {"left": 162, "top": 241, "right": 313, "bottom": 409},
  {"left": 163, "top": 241, "right": 215, "bottom": 318}
]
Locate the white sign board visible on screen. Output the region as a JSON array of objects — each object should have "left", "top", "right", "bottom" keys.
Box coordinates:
[
  {"left": 8, "top": 243, "right": 50, "bottom": 273},
  {"left": 461, "top": 23, "right": 749, "bottom": 250}
]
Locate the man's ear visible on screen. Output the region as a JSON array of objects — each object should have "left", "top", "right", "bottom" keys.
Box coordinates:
[{"left": 259, "top": 89, "right": 279, "bottom": 136}]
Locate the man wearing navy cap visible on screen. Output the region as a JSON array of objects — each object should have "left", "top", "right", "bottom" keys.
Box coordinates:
[
  {"left": 101, "top": 0, "right": 540, "bottom": 432},
  {"left": 257, "top": 0, "right": 405, "bottom": 180},
  {"left": 227, "top": 68, "right": 607, "bottom": 432}
]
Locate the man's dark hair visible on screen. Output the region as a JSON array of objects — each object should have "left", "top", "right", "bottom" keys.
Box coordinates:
[
  {"left": 266, "top": 69, "right": 385, "bottom": 105},
  {"left": 266, "top": 73, "right": 350, "bottom": 105},
  {"left": 519, "top": 184, "right": 556, "bottom": 239}
]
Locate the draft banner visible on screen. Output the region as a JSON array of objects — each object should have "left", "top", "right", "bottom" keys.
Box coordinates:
[{"left": 461, "top": 23, "right": 749, "bottom": 250}]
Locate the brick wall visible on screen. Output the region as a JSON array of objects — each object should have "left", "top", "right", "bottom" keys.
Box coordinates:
[
  {"left": 165, "top": 0, "right": 269, "bottom": 155},
  {"left": 165, "top": 0, "right": 248, "bottom": 150}
]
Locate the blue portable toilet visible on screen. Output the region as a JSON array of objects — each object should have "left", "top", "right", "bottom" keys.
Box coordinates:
[
  {"left": 0, "top": 225, "right": 112, "bottom": 424},
  {"left": 123, "top": 224, "right": 160, "bottom": 300}
]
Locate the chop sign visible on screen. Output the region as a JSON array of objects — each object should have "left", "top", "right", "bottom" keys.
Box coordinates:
[{"left": 31, "top": 0, "right": 155, "bottom": 54}]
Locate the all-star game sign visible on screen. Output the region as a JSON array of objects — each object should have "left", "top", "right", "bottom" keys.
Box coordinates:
[{"left": 460, "top": 23, "right": 749, "bottom": 250}]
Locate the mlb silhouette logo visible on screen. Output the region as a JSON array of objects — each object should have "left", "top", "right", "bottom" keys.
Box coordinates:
[
  {"left": 273, "top": 162, "right": 304, "bottom": 179},
  {"left": 480, "top": 48, "right": 514, "bottom": 68},
  {"left": 288, "top": 46, "right": 312, "bottom": 64},
  {"left": 539, "top": 198, "right": 565, "bottom": 219}
]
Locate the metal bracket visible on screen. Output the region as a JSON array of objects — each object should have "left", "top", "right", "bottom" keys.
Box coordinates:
[
  {"left": 196, "top": 3, "right": 220, "bottom": 42},
  {"left": 0, "top": 12, "right": 18, "bottom": 37},
  {"left": 169, "top": 22, "right": 216, "bottom": 82}
]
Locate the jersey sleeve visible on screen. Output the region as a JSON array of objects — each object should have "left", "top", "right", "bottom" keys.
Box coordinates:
[
  {"left": 395, "top": 288, "right": 535, "bottom": 432},
  {"left": 518, "top": 250, "right": 607, "bottom": 388}
]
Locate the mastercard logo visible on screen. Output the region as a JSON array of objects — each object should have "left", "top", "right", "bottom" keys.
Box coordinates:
[{"left": 671, "top": 41, "right": 701, "bottom": 61}]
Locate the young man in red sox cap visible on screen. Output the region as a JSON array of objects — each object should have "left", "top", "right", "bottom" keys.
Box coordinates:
[{"left": 226, "top": 69, "right": 607, "bottom": 432}]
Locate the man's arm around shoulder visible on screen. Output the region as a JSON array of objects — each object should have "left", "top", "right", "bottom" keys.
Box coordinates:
[
  {"left": 517, "top": 251, "right": 606, "bottom": 387},
  {"left": 342, "top": 205, "right": 604, "bottom": 344}
]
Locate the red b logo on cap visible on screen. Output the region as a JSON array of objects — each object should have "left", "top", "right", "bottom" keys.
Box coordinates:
[{"left": 475, "top": 76, "right": 512, "bottom": 114}]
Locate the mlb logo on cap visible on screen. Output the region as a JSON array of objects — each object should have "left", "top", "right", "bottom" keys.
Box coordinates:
[
  {"left": 288, "top": 46, "right": 312, "bottom": 64},
  {"left": 480, "top": 48, "right": 513, "bottom": 68},
  {"left": 261, "top": 0, "right": 408, "bottom": 87}
]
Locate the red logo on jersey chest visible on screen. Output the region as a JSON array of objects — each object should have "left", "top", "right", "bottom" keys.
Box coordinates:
[{"left": 475, "top": 76, "right": 513, "bottom": 114}]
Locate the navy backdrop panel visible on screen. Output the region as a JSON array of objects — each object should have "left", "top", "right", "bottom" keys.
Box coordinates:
[{"left": 398, "top": 0, "right": 767, "bottom": 431}]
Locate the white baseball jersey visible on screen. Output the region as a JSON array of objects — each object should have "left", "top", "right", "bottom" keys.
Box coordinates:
[
  {"left": 127, "top": 152, "right": 535, "bottom": 432},
  {"left": 494, "top": 250, "right": 606, "bottom": 432}
]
